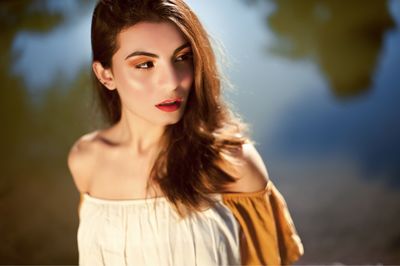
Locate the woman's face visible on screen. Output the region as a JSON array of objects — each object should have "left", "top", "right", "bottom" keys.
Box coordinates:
[{"left": 107, "top": 21, "right": 194, "bottom": 126}]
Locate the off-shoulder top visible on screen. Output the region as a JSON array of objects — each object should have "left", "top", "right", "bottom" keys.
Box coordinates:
[{"left": 77, "top": 180, "right": 304, "bottom": 265}]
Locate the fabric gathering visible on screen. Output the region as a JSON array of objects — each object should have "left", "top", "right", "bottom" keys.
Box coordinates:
[{"left": 77, "top": 179, "right": 304, "bottom": 266}]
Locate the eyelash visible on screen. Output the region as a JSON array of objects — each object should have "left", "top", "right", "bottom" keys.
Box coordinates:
[{"left": 135, "top": 52, "right": 193, "bottom": 70}]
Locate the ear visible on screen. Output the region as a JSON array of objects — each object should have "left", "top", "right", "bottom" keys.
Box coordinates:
[{"left": 92, "top": 61, "right": 116, "bottom": 90}]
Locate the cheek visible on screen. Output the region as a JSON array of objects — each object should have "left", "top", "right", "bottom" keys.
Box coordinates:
[
  {"left": 115, "top": 69, "right": 157, "bottom": 104},
  {"left": 178, "top": 67, "right": 194, "bottom": 90}
]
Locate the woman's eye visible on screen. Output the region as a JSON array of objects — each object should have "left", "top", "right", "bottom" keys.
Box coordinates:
[
  {"left": 134, "top": 53, "right": 193, "bottom": 70},
  {"left": 176, "top": 52, "right": 193, "bottom": 62},
  {"left": 135, "top": 61, "right": 154, "bottom": 70}
]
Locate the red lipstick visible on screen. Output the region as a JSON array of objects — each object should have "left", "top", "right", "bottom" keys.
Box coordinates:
[{"left": 155, "top": 98, "right": 183, "bottom": 112}]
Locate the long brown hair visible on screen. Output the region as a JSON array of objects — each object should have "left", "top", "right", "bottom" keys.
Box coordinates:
[{"left": 90, "top": 0, "right": 253, "bottom": 218}]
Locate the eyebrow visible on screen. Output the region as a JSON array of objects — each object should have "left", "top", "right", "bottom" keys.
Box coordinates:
[{"left": 124, "top": 42, "right": 191, "bottom": 60}]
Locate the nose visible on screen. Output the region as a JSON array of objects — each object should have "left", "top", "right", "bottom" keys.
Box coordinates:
[{"left": 160, "top": 62, "right": 180, "bottom": 91}]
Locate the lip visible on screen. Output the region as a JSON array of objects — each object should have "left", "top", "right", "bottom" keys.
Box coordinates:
[
  {"left": 156, "top": 97, "right": 183, "bottom": 106},
  {"left": 155, "top": 97, "right": 183, "bottom": 112},
  {"left": 155, "top": 101, "right": 182, "bottom": 112}
]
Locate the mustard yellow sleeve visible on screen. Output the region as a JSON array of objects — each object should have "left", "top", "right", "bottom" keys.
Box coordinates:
[{"left": 222, "top": 180, "right": 304, "bottom": 265}]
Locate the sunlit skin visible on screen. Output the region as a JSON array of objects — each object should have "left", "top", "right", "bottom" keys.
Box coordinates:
[{"left": 92, "top": 21, "right": 194, "bottom": 157}]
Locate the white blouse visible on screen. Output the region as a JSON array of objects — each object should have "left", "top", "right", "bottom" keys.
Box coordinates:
[
  {"left": 77, "top": 180, "right": 304, "bottom": 266},
  {"left": 78, "top": 193, "right": 241, "bottom": 266}
]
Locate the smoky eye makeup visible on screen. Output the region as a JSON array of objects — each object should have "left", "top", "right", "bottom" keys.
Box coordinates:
[
  {"left": 176, "top": 51, "right": 193, "bottom": 61},
  {"left": 135, "top": 61, "right": 154, "bottom": 70},
  {"left": 133, "top": 50, "right": 193, "bottom": 70}
]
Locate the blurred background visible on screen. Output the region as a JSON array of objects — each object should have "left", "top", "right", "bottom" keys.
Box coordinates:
[{"left": 0, "top": 0, "right": 399, "bottom": 264}]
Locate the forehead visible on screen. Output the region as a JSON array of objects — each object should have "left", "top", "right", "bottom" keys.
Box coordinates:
[{"left": 115, "top": 21, "right": 188, "bottom": 56}]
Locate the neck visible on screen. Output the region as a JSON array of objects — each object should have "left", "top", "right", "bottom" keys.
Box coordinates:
[{"left": 110, "top": 107, "right": 166, "bottom": 157}]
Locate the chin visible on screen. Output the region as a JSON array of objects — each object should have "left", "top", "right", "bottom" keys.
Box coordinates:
[
  {"left": 166, "top": 116, "right": 183, "bottom": 125},
  {"left": 152, "top": 114, "right": 183, "bottom": 127}
]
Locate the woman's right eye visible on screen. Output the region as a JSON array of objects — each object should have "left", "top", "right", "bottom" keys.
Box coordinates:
[{"left": 135, "top": 61, "right": 154, "bottom": 70}]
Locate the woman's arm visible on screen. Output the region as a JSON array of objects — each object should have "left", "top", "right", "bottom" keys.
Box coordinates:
[
  {"left": 67, "top": 132, "right": 98, "bottom": 194},
  {"left": 223, "top": 142, "right": 270, "bottom": 193}
]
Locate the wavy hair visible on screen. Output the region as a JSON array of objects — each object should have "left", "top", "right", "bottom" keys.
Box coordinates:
[{"left": 90, "top": 0, "right": 254, "bottom": 218}]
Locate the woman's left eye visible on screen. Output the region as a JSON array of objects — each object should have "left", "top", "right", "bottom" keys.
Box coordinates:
[{"left": 175, "top": 52, "right": 193, "bottom": 62}]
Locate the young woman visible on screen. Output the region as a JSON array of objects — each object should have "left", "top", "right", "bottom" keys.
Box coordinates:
[{"left": 67, "top": 0, "right": 304, "bottom": 265}]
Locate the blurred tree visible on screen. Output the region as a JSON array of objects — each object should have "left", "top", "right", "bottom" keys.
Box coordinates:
[
  {"left": 242, "top": 0, "right": 395, "bottom": 98},
  {"left": 0, "top": 0, "right": 66, "bottom": 197},
  {"left": 0, "top": 0, "right": 94, "bottom": 264}
]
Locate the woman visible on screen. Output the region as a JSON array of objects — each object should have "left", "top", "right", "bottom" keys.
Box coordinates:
[{"left": 67, "top": 0, "right": 304, "bottom": 265}]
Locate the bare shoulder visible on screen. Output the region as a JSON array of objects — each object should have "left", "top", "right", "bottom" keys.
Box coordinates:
[
  {"left": 67, "top": 130, "right": 101, "bottom": 193},
  {"left": 223, "top": 141, "right": 270, "bottom": 193}
]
